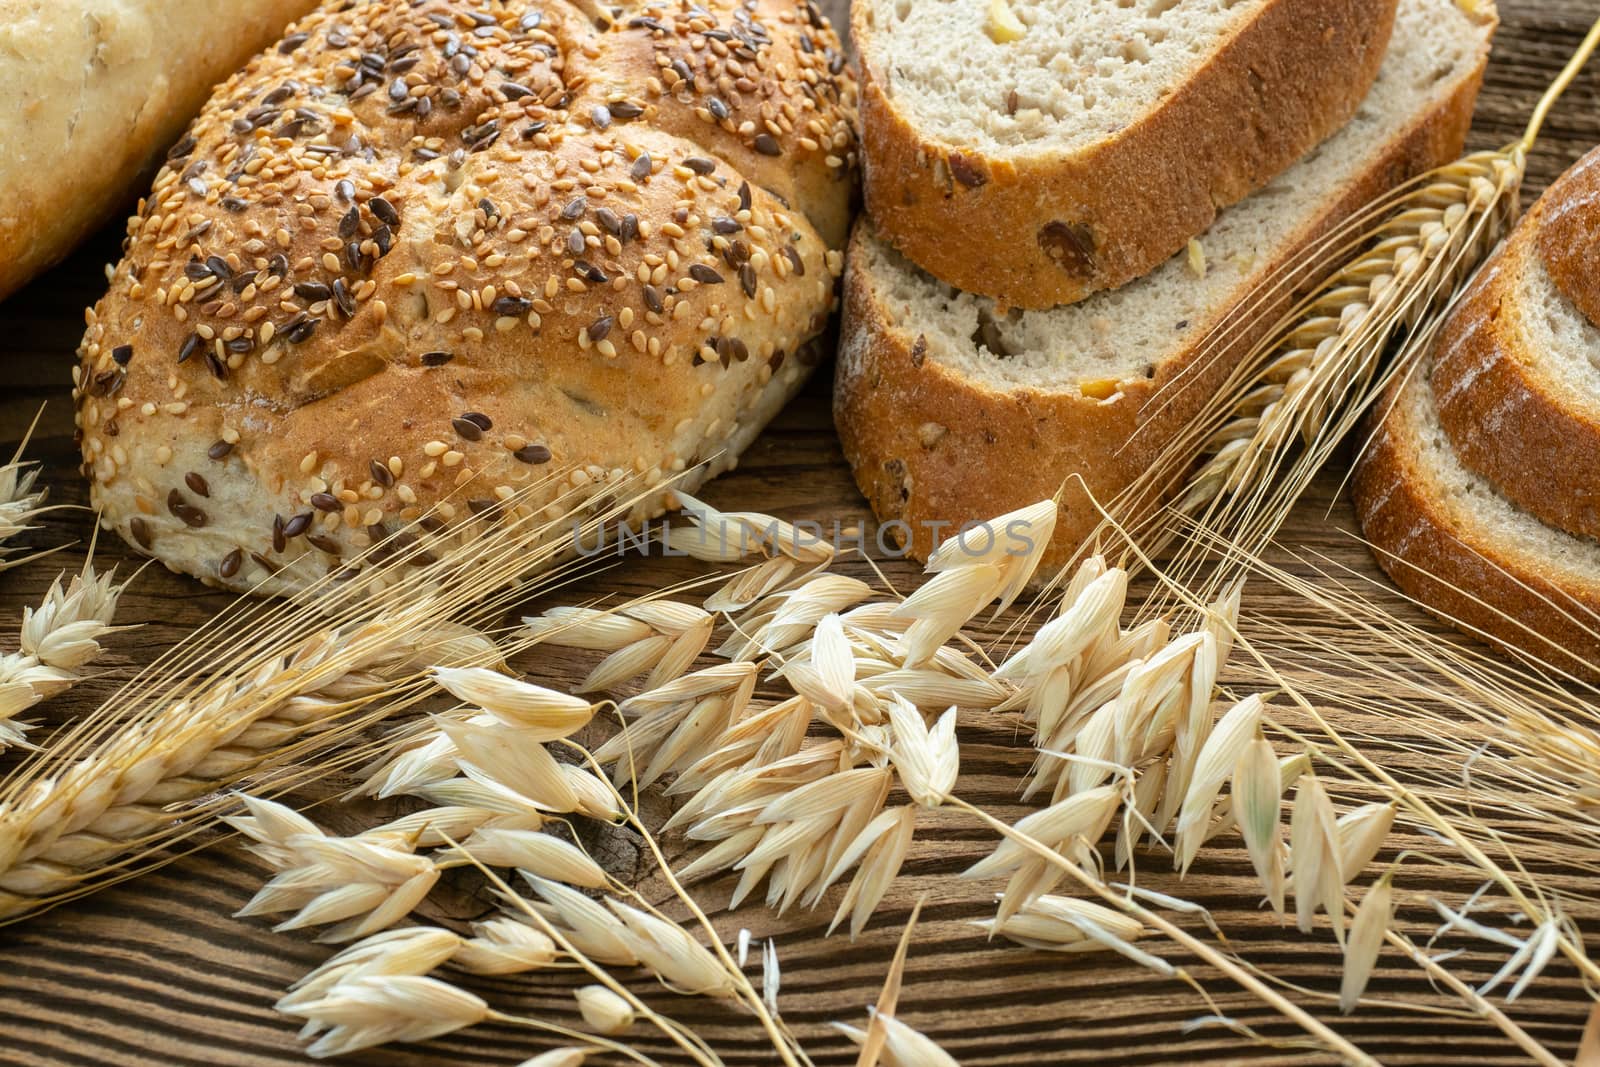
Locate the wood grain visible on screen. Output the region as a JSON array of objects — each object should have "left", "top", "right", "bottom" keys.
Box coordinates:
[{"left": 3, "top": 2, "right": 1600, "bottom": 1064}]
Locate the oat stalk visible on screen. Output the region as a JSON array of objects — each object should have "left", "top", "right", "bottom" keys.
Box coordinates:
[
  {"left": 944, "top": 793, "right": 1378, "bottom": 1066},
  {"left": 0, "top": 411, "right": 52, "bottom": 571},
  {"left": 0, "top": 557, "right": 131, "bottom": 748},
  {"left": 0, "top": 472, "right": 647, "bottom": 921}
]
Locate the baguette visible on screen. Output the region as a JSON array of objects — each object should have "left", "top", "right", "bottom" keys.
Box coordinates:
[
  {"left": 835, "top": 0, "right": 1493, "bottom": 572},
  {"left": 853, "top": 0, "right": 1397, "bottom": 309},
  {"left": 0, "top": 0, "right": 321, "bottom": 301},
  {"left": 74, "top": 0, "right": 858, "bottom": 596},
  {"left": 1430, "top": 146, "right": 1600, "bottom": 539}
]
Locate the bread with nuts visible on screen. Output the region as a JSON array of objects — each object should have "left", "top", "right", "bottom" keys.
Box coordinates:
[
  {"left": 0, "top": 0, "right": 321, "bottom": 301},
  {"left": 835, "top": 0, "right": 1492, "bottom": 572},
  {"left": 74, "top": 0, "right": 858, "bottom": 595},
  {"left": 853, "top": 0, "right": 1399, "bottom": 309}
]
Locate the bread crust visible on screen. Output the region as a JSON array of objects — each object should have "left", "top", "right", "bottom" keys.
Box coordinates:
[
  {"left": 1353, "top": 361, "right": 1600, "bottom": 680},
  {"left": 1430, "top": 196, "right": 1600, "bottom": 539},
  {"left": 1536, "top": 145, "right": 1600, "bottom": 328},
  {"left": 0, "top": 0, "right": 321, "bottom": 301},
  {"left": 834, "top": 33, "right": 1487, "bottom": 574},
  {"left": 75, "top": 0, "right": 856, "bottom": 596},
  {"left": 854, "top": 0, "right": 1398, "bottom": 310}
]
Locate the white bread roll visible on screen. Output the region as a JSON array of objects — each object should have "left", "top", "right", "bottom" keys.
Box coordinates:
[{"left": 0, "top": 0, "right": 321, "bottom": 300}]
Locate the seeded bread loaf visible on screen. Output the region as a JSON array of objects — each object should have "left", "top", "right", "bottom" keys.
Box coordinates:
[
  {"left": 835, "top": 0, "right": 1493, "bottom": 572},
  {"left": 853, "top": 0, "right": 1398, "bottom": 310},
  {"left": 74, "top": 0, "right": 857, "bottom": 596},
  {"left": 1352, "top": 346, "right": 1600, "bottom": 678},
  {"left": 1430, "top": 147, "right": 1600, "bottom": 539},
  {"left": 0, "top": 0, "right": 322, "bottom": 302}
]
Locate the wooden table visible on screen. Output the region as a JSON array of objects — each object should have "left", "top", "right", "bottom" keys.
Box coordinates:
[{"left": 4, "top": 2, "right": 1600, "bottom": 1063}]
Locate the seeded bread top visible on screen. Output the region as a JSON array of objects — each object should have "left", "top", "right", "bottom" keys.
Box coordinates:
[
  {"left": 856, "top": 0, "right": 1268, "bottom": 155},
  {"left": 1535, "top": 145, "right": 1600, "bottom": 331},
  {"left": 74, "top": 0, "right": 856, "bottom": 594}
]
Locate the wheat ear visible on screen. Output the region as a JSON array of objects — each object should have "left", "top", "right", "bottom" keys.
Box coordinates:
[
  {"left": 0, "top": 558, "right": 130, "bottom": 748},
  {"left": 1085, "top": 18, "right": 1600, "bottom": 602},
  {"left": 0, "top": 473, "right": 649, "bottom": 921}
]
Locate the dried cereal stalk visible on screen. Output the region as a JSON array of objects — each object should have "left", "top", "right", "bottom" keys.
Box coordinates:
[
  {"left": 1108, "top": 147, "right": 1523, "bottom": 607},
  {"left": 241, "top": 655, "right": 814, "bottom": 1066},
  {"left": 0, "top": 477, "right": 643, "bottom": 921},
  {"left": 0, "top": 608, "right": 498, "bottom": 918},
  {"left": 1087, "top": 27, "right": 1600, "bottom": 601},
  {"left": 0, "top": 559, "right": 129, "bottom": 747},
  {"left": 0, "top": 423, "right": 50, "bottom": 570}
]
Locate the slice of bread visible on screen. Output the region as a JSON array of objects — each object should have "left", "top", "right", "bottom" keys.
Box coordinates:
[
  {"left": 1430, "top": 147, "right": 1600, "bottom": 539},
  {"left": 1352, "top": 346, "right": 1600, "bottom": 677},
  {"left": 835, "top": 0, "right": 1495, "bottom": 572},
  {"left": 854, "top": 0, "right": 1398, "bottom": 309}
]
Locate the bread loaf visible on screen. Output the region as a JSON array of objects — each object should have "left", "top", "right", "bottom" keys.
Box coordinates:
[
  {"left": 0, "top": 0, "right": 321, "bottom": 301},
  {"left": 73, "top": 0, "right": 858, "bottom": 596},
  {"left": 835, "top": 0, "right": 1493, "bottom": 573},
  {"left": 853, "top": 0, "right": 1398, "bottom": 309},
  {"left": 1352, "top": 344, "right": 1600, "bottom": 679},
  {"left": 1430, "top": 146, "right": 1600, "bottom": 539}
]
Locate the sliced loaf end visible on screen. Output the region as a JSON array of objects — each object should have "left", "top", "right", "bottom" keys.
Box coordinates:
[
  {"left": 1431, "top": 187, "right": 1600, "bottom": 540},
  {"left": 1353, "top": 348, "right": 1600, "bottom": 679},
  {"left": 836, "top": 0, "right": 1492, "bottom": 574}
]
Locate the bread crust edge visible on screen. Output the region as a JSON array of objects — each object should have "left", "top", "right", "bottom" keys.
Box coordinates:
[
  {"left": 853, "top": 0, "right": 1406, "bottom": 309},
  {"left": 834, "top": 33, "right": 1488, "bottom": 574},
  {"left": 1354, "top": 363, "right": 1600, "bottom": 680},
  {"left": 1431, "top": 178, "right": 1600, "bottom": 540}
]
